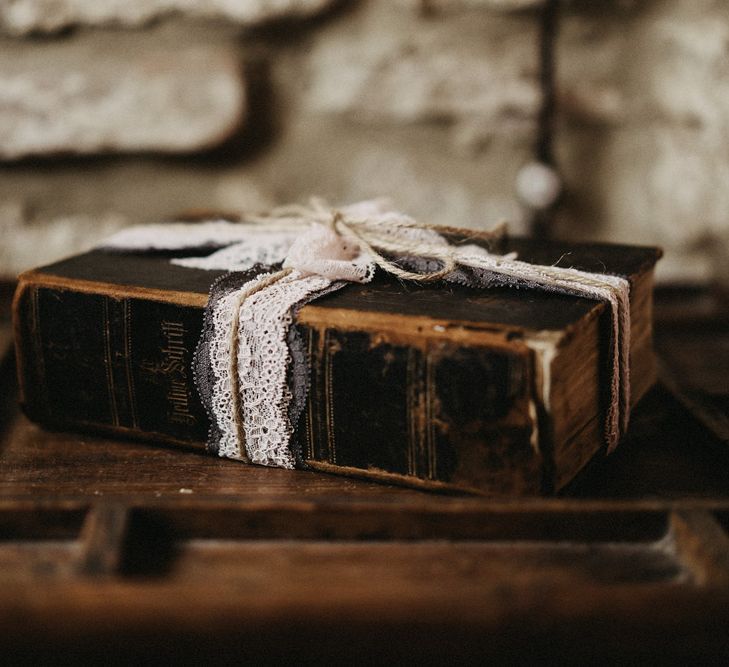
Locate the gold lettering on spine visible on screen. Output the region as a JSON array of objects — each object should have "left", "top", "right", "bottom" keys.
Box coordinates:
[
  {"left": 103, "top": 298, "right": 120, "bottom": 427},
  {"left": 426, "top": 351, "right": 436, "bottom": 480},
  {"left": 324, "top": 329, "right": 336, "bottom": 465},
  {"left": 407, "top": 348, "right": 428, "bottom": 480},
  {"left": 123, "top": 299, "right": 138, "bottom": 429},
  {"left": 305, "top": 328, "right": 315, "bottom": 462},
  {"left": 141, "top": 320, "right": 197, "bottom": 427},
  {"left": 162, "top": 320, "right": 196, "bottom": 426}
]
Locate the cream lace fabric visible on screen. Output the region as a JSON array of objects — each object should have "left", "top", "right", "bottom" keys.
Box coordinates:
[
  {"left": 102, "top": 199, "right": 632, "bottom": 467},
  {"left": 104, "top": 220, "right": 260, "bottom": 251},
  {"left": 173, "top": 231, "right": 299, "bottom": 271},
  {"left": 208, "top": 270, "right": 334, "bottom": 466}
]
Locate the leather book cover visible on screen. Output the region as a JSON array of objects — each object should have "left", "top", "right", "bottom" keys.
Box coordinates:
[{"left": 13, "top": 237, "right": 661, "bottom": 494}]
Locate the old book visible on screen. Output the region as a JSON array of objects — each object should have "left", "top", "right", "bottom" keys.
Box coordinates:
[{"left": 13, "top": 237, "right": 661, "bottom": 495}]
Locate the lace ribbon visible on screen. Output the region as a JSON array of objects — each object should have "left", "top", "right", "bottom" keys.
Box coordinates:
[{"left": 103, "top": 199, "right": 631, "bottom": 466}]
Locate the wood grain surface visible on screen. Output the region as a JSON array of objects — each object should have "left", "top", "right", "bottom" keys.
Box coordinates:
[{"left": 1, "top": 283, "right": 729, "bottom": 663}]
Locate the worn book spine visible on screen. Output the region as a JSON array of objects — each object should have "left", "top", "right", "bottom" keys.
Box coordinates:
[
  {"left": 12, "top": 240, "right": 661, "bottom": 495},
  {"left": 13, "top": 276, "right": 545, "bottom": 494},
  {"left": 14, "top": 282, "right": 210, "bottom": 447},
  {"left": 297, "top": 305, "right": 539, "bottom": 494}
]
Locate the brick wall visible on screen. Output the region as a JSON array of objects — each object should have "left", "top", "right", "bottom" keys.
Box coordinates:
[{"left": 0, "top": 0, "right": 727, "bottom": 283}]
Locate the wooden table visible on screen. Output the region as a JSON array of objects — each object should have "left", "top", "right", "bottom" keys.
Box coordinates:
[{"left": 2, "top": 284, "right": 729, "bottom": 663}]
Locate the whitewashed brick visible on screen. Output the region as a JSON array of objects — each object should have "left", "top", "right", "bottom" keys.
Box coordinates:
[
  {"left": 556, "top": 0, "right": 729, "bottom": 283},
  {"left": 0, "top": 202, "right": 127, "bottom": 277},
  {"left": 0, "top": 0, "right": 337, "bottom": 35},
  {"left": 0, "top": 45, "right": 245, "bottom": 159},
  {"left": 304, "top": 3, "right": 541, "bottom": 131},
  {"left": 401, "top": 0, "right": 545, "bottom": 11}
]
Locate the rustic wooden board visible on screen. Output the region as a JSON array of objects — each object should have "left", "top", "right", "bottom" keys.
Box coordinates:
[
  {"left": 654, "top": 288, "right": 729, "bottom": 449},
  {"left": 0, "top": 495, "right": 729, "bottom": 662},
  {"left": 1, "top": 285, "right": 729, "bottom": 662}
]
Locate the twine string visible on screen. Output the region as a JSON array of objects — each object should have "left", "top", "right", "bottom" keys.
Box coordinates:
[
  {"left": 228, "top": 267, "right": 293, "bottom": 459},
  {"left": 247, "top": 197, "right": 504, "bottom": 284}
]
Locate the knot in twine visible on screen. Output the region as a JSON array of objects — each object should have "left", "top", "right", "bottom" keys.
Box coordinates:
[{"left": 245, "top": 197, "right": 506, "bottom": 283}]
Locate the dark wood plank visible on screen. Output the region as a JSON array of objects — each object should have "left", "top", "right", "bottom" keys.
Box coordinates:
[
  {"left": 0, "top": 567, "right": 727, "bottom": 663},
  {"left": 670, "top": 509, "right": 729, "bottom": 586},
  {"left": 2, "top": 388, "right": 729, "bottom": 503},
  {"left": 76, "top": 503, "right": 129, "bottom": 577},
  {"left": 563, "top": 385, "right": 729, "bottom": 498},
  {"left": 121, "top": 501, "right": 672, "bottom": 542},
  {"left": 0, "top": 410, "right": 427, "bottom": 501},
  {"left": 654, "top": 286, "right": 729, "bottom": 447},
  {"left": 0, "top": 327, "right": 10, "bottom": 366}
]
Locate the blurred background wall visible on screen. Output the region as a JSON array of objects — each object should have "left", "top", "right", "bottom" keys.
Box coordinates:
[{"left": 0, "top": 0, "right": 727, "bottom": 284}]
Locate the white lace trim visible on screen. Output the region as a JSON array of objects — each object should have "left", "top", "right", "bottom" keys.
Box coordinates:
[
  {"left": 208, "top": 287, "right": 244, "bottom": 461},
  {"left": 236, "top": 271, "right": 333, "bottom": 466},
  {"left": 173, "top": 230, "right": 299, "bottom": 271},
  {"left": 102, "top": 220, "right": 258, "bottom": 251}
]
